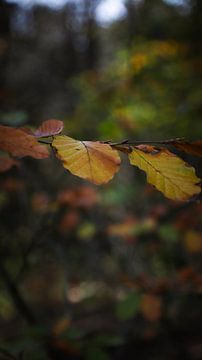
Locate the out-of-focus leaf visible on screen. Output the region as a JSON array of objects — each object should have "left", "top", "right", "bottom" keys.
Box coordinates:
[
  {"left": 77, "top": 222, "right": 96, "bottom": 240},
  {"left": 0, "top": 156, "right": 20, "bottom": 172},
  {"left": 141, "top": 294, "right": 162, "bottom": 322},
  {"left": 107, "top": 218, "right": 137, "bottom": 238},
  {"left": 171, "top": 140, "right": 202, "bottom": 157},
  {"left": 52, "top": 318, "right": 71, "bottom": 336},
  {"left": 31, "top": 192, "right": 49, "bottom": 213},
  {"left": 1, "top": 110, "right": 28, "bottom": 126},
  {"left": 91, "top": 334, "right": 124, "bottom": 347},
  {"left": 57, "top": 186, "right": 99, "bottom": 208},
  {"left": 52, "top": 135, "right": 121, "bottom": 185},
  {"left": 85, "top": 347, "right": 110, "bottom": 360},
  {"left": 158, "top": 225, "right": 179, "bottom": 242},
  {"left": 183, "top": 231, "right": 202, "bottom": 253},
  {"left": 0, "top": 178, "right": 24, "bottom": 192},
  {"left": 129, "top": 145, "right": 201, "bottom": 201},
  {"left": 59, "top": 210, "right": 80, "bottom": 233},
  {"left": 116, "top": 292, "right": 142, "bottom": 320},
  {"left": 0, "top": 125, "right": 49, "bottom": 159},
  {"left": 34, "top": 119, "right": 64, "bottom": 137}
]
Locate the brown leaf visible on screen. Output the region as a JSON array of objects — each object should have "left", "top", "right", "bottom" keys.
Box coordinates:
[
  {"left": 34, "top": 119, "right": 64, "bottom": 137},
  {"left": 59, "top": 210, "right": 80, "bottom": 233},
  {"left": 0, "top": 125, "right": 49, "bottom": 159},
  {"left": 20, "top": 127, "right": 34, "bottom": 135},
  {"left": 31, "top": 192, "right": 50, "bottom": 213},
  {"left": 171, "top": 140, "right": 202, "bottom": 157},
  {"left": 0, "top": 178, "right": 25, "bottom": 192},
  {"left": 141, "top": 294, "right": 162, "bottom": 322},
  {"left": 0, "top": 156, "right": 20, "bottom": 172},
  {"left": 57, "top": 186, "right": 99, "bottom": 208},
  {"left": 183, "top": 231, "right": 202, "bottom": 253}
]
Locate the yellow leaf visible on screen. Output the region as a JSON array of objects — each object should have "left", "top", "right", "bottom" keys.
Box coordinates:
[
  {"left": 129, "top": 145, "right": 201, "bottom": 201},
  {"left": 52, "top": 135, "right": 121, "bottom": 185}
]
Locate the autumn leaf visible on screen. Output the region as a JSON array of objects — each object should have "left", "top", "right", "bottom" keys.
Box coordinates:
[
  {"left": 171, "top": 140, "right": 202, "bottom": 157},
  {"left": 52, "top": 135, "right": 121, "bottom": 185},
  {"left": 57, "top": 186, "right": 99, "bottom": 208},
  {"left": 0, "top": 125, "right": 49, "bottom": 159},
  {"left": 0, "top": 155, "right": 20, "bottom": 172},
  {"left": 129, "top": 145, "right": 201, "bottom": 201},
  {"left": 183, "top": 231, "right": 202, "bottom": 253},
  {"left": 141, "top": 294, "right": 162, "bottom": 322},
  {"left": 34, "top": 119, "right": 64, "bottom": 137}
]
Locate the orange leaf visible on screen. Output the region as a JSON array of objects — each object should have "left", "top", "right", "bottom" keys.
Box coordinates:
[
  {"left": 57, "top": 186, "right": 99, "bottom": 208},
  {"left": 0, "top": 125, "right": 49, "bottom": 159},
  {"left": 59, "top": 210, "right": 80, "bottom": 233},
  {"left": 0, "top": 156, "right": 20, "bottom": 172},
  {"left": 183, "top": 231, "right": 202, "bottom": 253},
  {"left": 171, "top": 140, "right": 202, "bottom": 157},
  {"left": 52, "top": 135, "right": 121, "bottom": 185},
  {"left": 34, "top": 119, "right": 64, "bottom": 137},
  {"left": 141, "top": 294, "right": 162, "bottom": 322}
]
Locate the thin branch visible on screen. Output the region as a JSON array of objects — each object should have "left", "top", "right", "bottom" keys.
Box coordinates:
[
  {"left": 103, "top": 138, "right": 185, "bottom": 147},
  {"left": 0, "top": 262, "right": 37, "bottom": 325},
  {"left": 38, "top": 139, "right": 52, "bottom": 145}
]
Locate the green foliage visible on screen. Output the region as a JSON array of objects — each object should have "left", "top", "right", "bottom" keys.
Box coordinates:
[{"left": 116, "top": 292, "right": 142, "bottom": 321}]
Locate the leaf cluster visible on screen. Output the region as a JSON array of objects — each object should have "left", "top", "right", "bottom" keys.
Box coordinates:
[{"left": 0, "top": 120, "right": 201, "bottom": 201}]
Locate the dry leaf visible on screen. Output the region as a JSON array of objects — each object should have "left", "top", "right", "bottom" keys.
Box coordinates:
[
  {"left": 34, "top": 119, "right": 64, "bottom": 137},
  {"left": 129, "top": 145, "right": 201, "bottom": 201},
  {"left": 52, "top": 135, "right": 121, "bottom": 185},
  {"left": 171, "top": 140, "right": 202, "bottom": 157},
  {"left": 0, "top": 125, "right": 49, "bottom": 159}
]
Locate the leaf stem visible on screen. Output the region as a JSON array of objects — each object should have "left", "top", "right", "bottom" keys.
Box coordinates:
[{"left": 38, "top": 139, "right": 52, "bottom": 145}]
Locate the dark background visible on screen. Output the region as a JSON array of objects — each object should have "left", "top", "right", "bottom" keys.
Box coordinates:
[{"left": 0, "top": 1, "right": 202, "bottom": 359}]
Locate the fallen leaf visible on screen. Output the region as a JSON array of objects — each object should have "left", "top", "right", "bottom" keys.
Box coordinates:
[
  {"left": 171, "top": 140, "right": 202, "bottom": 157},
  {"left": 0, "top": 125, "right": 49, "bottom": 159},
  {"left": 52, "top": 135, "right": 121, "bottom": 185},
  {"left": 0, "top": 156, "right": 20, "bottom": 172},
  {"left": 34, "top": 119, "right": 64, "bottom": 137},
  {"left": 129, "top": 145, "right": 201, "bottom": 201}
]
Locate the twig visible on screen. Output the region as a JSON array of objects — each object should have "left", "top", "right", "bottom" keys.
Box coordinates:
[
  {"left": 38, "top": 139, "right": 52, "bottom": 145},
  {"left": 105, "top": 138, "right": 185, "bottom": 147},
  {"left": 0, "top": 262, "right": 37, "bottom": 325}
]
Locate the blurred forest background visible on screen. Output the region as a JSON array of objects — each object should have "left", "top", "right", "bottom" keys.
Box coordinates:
[{"left": 0, "top": 0, "right": 202, "bottom": 359}]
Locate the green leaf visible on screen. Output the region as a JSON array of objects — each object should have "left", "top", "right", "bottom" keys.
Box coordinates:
[{"left": 116, "top": 292, "right": 142, "bottom": 320}]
